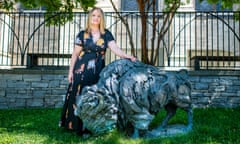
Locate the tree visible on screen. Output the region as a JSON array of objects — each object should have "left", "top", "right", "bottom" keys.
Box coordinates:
[
  {"left": 110, "top": 0, "right": 239, "bottom": 65},
  {"left": 0, "top": 0, "right": 96, "bottom": 24},
  {"left": 109, "top": 0, "right": 182, "bottom": 65},
  {"left": 0, "top": 0, "right": 96, "bottom": 11}
]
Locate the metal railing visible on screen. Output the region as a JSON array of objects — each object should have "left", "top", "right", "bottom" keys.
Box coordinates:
[{"left": 0, "top": 11, "right": 239, "bottom": 70}]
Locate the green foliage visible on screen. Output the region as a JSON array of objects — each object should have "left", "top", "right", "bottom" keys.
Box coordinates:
[
  {"left": 0, "top": 0, "right": 14, "bottom": 10},
  {"left": 0, "top": 0, "right": 96, "bottom": 11},
  {"left": 0, "top": 0, "right": 96, "bottom": 25},
  {"left": 0, "top": 107, "right": 240, "bottom": 144},
  {"left": 164, "top": 0, "right": 181, "bottom": 12},
  {"left": 76, "top": 0, "right": 97, "bottom": 11}
]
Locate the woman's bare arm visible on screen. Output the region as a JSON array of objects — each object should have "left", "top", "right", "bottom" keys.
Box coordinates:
[
  {"left": 108, "top": 40, "right": 136, "bottom": 61},
  {"left": 68, "top": 45, "right": 82, "bottom": 82}
]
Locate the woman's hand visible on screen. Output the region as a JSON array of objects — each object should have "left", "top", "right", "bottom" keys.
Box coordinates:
[
  {"left": 127, "top": 55, "right": 137, "bottom": 62},
  {"left": 68, "top": 72, "right": 73, "bottom": 83}
]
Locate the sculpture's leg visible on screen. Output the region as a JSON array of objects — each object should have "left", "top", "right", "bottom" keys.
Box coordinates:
[
  {"left": 186, "top": 107, "right": 193, "bottom": 131},
  {"left": 131, "top": 128, "right": 139, "bottom": 139},
  {"left": 156, "top": 103, "right": 177, "bottom": 130},
  {"left": 143, "top": 103, "right": 177, "bottom": 138}
]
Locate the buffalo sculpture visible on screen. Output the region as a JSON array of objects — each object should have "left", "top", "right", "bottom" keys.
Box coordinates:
[{"left": 75, "top": 59, "right": 192, "bottom": 138}]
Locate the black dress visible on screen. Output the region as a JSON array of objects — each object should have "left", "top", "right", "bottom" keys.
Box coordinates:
[{"left": 59, "top": 29, "right": 115, "bottom": 135}]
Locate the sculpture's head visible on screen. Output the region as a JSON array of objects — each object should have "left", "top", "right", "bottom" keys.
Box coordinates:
[
  {"left": 149, "top": 70, "right": 192, "bottom": 113},
  {"left": 75, "top": 85, "right": 119, "bottom": 135},
  {"left": 174, "top": 80, "right": 192, "bottom": 108},
  {"left": 148, "top": 73, "right": 169, "bottom": 113}
]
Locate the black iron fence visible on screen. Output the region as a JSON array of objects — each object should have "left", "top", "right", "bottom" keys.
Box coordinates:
[{"left": 0, "top": 11, "right": 239, "bottom": 70}]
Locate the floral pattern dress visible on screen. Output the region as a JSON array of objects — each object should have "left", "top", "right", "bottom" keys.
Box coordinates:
[{"left": 60, "top": 29, "right": 114, "bottom": 135}]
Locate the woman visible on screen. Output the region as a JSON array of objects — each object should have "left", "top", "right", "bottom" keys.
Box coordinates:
[{"left": 59, "top": 7, "right": 136, "bottom": 135}]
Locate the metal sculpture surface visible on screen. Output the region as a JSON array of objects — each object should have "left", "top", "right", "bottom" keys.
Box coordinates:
[{"left": 75, "top": 59, "right": 192, "bottom": 138}]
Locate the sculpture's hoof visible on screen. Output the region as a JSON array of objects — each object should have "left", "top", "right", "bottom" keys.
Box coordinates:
[
  {"left": 144, "top": 131, "right": 160, "bottom": 138},
  {"left": 144, "top": 124, "right": 191, "bottom": 138},
  {"left": 131, "top": 132, "right": 139, "bottom": 139},
  {"left": 82, "top": 133, "right": 91, "bottom": 139}
]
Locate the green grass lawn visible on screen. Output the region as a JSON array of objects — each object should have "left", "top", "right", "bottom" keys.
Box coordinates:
[{"left": 0, "top": 107, "right": 239, "bottom": 144}]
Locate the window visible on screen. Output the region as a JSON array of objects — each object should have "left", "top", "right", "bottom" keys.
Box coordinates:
[
  {"left": 15, "top": 2, "right": 46, "bottom": 12},
  {"left": 195, "top": 0, "right": 231, "bottom": 11},
  {"left": 121, "top": 0, "right": 160, "bottom": 11},
  {"left": 121, "top": 0, "right": 138, "bottom": 11}
]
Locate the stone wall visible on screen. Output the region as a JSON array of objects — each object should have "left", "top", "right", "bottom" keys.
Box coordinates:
[
  {"left": 0, "top": 68, "right": 240, "bottom": 109},
  {"left": 189, "top": 70, "right": 240, "bottom": 108},
  {"left": 0, "top": 68, "right": 69, "bottom": 109}
]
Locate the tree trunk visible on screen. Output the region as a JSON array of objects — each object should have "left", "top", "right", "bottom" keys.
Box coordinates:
[{"left": 138, "top": 0, "right": 149, "bottom": 64}]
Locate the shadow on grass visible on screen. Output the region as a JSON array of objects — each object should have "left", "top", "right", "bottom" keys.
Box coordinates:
[
  {"left": 0, "top": 108, "right": 126, "bottom": 144},
  {"left": 0, "top": 107, "right": 240, "bottom": 144}
]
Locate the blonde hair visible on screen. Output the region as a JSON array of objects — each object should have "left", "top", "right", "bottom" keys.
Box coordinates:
[{"left": 85, "top": 7, "right": 106, "bottom": 34}]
